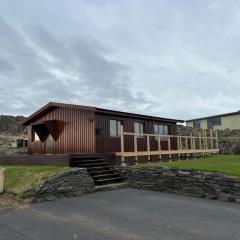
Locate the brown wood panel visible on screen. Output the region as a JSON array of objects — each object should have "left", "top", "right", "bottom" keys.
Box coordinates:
[
  {"left": 28, "top": 107, "right": 95, "bottom": 154},
  {"left": 0, "top": 154, "right": 70, "bottom": 166},
  {"left": 95, "top": 113, "right": 177, "bottom": 153}
]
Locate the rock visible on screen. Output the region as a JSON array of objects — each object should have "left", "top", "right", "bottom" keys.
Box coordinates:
[
  {"left": 217, "top": 193, "right": 236, "bottom": 202},
  {"left": 206, "top": 193, "right": 217, "bottom": 199},
  {"left": 117, "top": 167, "right": 240, "bottom": 203},
  {"left": 32, "top": 168, "right": 95, "bottom": 203}
]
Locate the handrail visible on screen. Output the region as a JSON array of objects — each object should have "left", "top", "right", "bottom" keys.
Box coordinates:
[{"left": 118, "top": 126, "right": 219, "bottom": 166}]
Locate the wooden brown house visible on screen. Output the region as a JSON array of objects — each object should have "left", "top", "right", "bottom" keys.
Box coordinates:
[{"left": 22, "top": 102, "right": 183, "bottom": 164}]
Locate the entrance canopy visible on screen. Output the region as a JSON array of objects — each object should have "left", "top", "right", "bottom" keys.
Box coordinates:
[{"left": 31, "top": 120, "right": 61, "bottom": 142}]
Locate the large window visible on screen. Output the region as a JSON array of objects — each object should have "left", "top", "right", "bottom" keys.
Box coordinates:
[
  {"left": 110, "top": 120, "right": 122, "bottom": 137},
  {"left": 207, "top": 117, "right": 221, "bottom": 128},
  {"left": 154, "top": 124, "right": 169, "bottom": 140},
  {"left": 134, "top": 122, "right": 144, "bottom": 135},
  {"left": 193, "top": 120, "right": 201, "bottom": 129}
]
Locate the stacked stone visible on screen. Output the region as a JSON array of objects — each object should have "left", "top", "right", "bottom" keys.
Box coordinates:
[
  {"left": 118, "top": 167, "right": 240, "bottom": 203},
  {"left": 32, "top": 168, "right": 95, "bottom": 203}
]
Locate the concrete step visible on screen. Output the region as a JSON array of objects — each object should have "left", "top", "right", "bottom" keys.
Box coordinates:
[
  {"left": 94, "top": 182, "right": 128, "bottom": 192},
  {"left": 74, "top": 159, "right": 109, "bottom": 164},
  {"left": 87, "top": 166, "right": 114, "bottom": 171},
  {"left": 89, "top": 169, "right": 116, "bottom": 175},
  {"left": 94, "top": 177, "right": 123, "bottom": 185},
  {"left": 76, "top": 162, "right": 109, "bottom": 168},
  {"left": 92, "top": 173, "right": 122, "bottom": 180}
]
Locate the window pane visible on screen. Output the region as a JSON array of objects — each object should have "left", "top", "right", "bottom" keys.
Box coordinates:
[
  {"left": 207, "top": 117, "right": 221, "bottom": 128},
  {"left": 134, "top": 122, "right": 139, "bottom": 134},
  {"left": 193, "top": 121, "right": 201, "bottom": 128},
  {"left": 154, "top": 124, "right": 159, "bottom": 134},
  {"left": 164, "top": 125, "right": 169, "bottom": 135},
  {"left": 140, "top": 123, "right": 144, "bottom": 134},
  {"left": 117, "top": 121, "right": 122, "bottom": 135},
  {"left": 159, "top": 125, "right": 164, "bottom": 135},
  {"left": 110, "top": 120, "right": 117, "bottom": 136}
]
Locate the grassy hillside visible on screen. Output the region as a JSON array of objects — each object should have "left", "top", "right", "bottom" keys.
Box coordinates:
[
  {"left": 135, "top": 155, "right": 240, "bottom": 177},
  {"left": 2, "top": 166, "right": 70, "bottom": 195},
  {"left": 0, "top": 115, "right": 27, "bottom": 154}
]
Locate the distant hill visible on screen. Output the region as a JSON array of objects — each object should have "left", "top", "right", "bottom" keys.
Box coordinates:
[{"left": 0, "top": 115, "right": 26, "bottom": 134}]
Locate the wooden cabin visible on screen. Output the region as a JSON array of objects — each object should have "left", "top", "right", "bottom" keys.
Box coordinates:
[{"left": 22, "top": 102, "right": 183, "bottom": 164}]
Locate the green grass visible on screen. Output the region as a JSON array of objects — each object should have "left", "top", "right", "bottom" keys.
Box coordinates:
[
  {"left": 134, "top": 155, "right": 240, "bottom": 177},
  {"left": 0, "top": 166, "right": 70, "bottom": 196}
]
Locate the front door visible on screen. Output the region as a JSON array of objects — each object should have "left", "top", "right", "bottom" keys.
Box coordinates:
[{"left": 44, "top": 134, "right": 54, "bottom": 154}]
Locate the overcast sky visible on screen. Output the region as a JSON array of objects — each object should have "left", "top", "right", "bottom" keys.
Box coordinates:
[{"left": 0, "top": 0, "right": 240, "bottom": 119}]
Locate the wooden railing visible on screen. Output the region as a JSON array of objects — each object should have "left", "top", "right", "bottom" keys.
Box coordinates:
[{"left": 116, "top": 126, "right": 219, "bottom": 165}]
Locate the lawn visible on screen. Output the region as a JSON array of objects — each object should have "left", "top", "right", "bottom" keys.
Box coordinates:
[
  {"left": 0, "top": 166, "right": 70, "bottom": 195},
  {"left": 135, "top": 155, "right": 240, "bottom": 177}
]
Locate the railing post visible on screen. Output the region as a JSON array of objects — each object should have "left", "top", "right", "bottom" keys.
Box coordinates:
[
  {"left": 158, "top": 135, "right": 162, "bottom": 161},
  {"left": 210, "top": 129, "right": 213, "bottom": 150},
  {"left": 120, "top": 125, "right": 125, "bottom": 166},
  {"left": 147, "top": 135, "right": 150, "bottom": 163},
  {"left": 205, "top": 130, "right": 208, "bottom": 151},
  {"left": 180, "top": 136, "right": 183, "bottom": 159},
  {"left": 134, "top": 134, "right": 138, "bottom": 165},
  {"left": 177, "top": 136, "right": 181, "bottom": 160},
  {"left": 190, "top": 134, "right": 193, "bottom": 150},
  {"left": 193, "top": 135, "right": 196, "bottom": 150},
  {"left": 190, "top": 134, "right": 193, "bottom": 158},
  {"left": 215, "top": 130, "right": 219, "bottom": 154},
  {"left": 198, "top": 132, "right": 202, "bottom": 150},
  {"left": 168, "top": 135, "right": 172, "bottom": 160},
  {"left": 185, "top": 137, "right": 188, "bottom": 150}
]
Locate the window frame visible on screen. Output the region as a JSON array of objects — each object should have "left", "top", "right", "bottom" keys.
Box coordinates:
[
  {"left": 134, "top": 122, "right": 144, "bottom": 136},
  {"left": 153, "top": 124, "right": 169, "bottom": 140},
  {"left": 193, "top": 120, "right": 201, "bottom": 129},
  {"left": 207, "top": 117, "right": 221, "bottom": 129},
  {"left": 110, "top": 119, "right": 122, "bottom": 137}
]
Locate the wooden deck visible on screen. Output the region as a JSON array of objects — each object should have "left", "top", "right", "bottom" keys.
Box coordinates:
[{"left": 116, "top": 126, "right": 219, "bottom": 165}]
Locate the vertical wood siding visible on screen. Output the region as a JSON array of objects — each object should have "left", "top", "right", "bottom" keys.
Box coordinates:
[
  {"left": 95, "top": 113, "right": 177, "bottom": 153},
  {"left": 28, "top": 107, "right": 95, "bottom": 154}
]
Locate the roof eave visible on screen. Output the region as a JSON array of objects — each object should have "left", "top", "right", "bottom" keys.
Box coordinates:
[{"left": 96, "top": 108, "right": 183, "bottom": 123}]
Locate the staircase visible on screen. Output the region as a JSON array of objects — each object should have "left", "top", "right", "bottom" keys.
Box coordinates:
[{"left": 71, "top": 156, "right": 123, "bottom": 186}]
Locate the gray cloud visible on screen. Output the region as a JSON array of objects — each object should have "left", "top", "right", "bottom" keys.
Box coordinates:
[
  {"left": 0, "top": 0, "right": 240, "bottom": 119},
  {"left": 0, "top": 16, "right": 154, "bottom": 116}
]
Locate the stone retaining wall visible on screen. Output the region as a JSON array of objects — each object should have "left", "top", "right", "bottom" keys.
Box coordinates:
[
  {"left": 0, "top": 154, "right": 70, "bottom": 166},
  {"left": 117, "top": 167, "right": 240, "bottom": 203},
  {"left": 32, "top": 168, "right": 95, "bottom": 203}
]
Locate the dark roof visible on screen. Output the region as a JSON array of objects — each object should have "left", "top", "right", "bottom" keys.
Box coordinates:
[
  {"left": 186, "top": 110, "right": 240, "bottom": 122},
  {"left": 22, "top": 102, "right": 183, "bottom": 125}
]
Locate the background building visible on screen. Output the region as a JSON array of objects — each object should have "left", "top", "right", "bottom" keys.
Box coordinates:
[{"left": 186, "top": 111, "right": 240, "bottom": 130}]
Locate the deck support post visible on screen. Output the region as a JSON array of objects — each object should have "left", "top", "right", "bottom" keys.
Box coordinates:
[
  {"left": 158, "top": 136, "right": 162, "bottom": 161},
  {"left": 205, "top": 130, "right": 208, "bottom": 156},
  {"left": 185, "top": 136, "right": 188, "bottom": 159},
  {"left": 147, "top": 135, "right": 150, "bottom": 163},
  {"left": 198, "top": 132, "right": 202, "bottom": 157},
  {"left": 215, "top": 130, "right": 219, "bottom": 155},
  {"left": 168, "top": 136, "right": 172, "bottom": 161},
  {"left": 120, "top": 125, "right": 125, "bottom": 166},
  {"left": 210, "top": 129, "right": 214, "bottom": 153},
  {"left": 134, "top": 135, "right": 138, "bottom": 165},
  {"left": 190, "top": 134, "right": 194, "bottom": 159},
  {"left": 177, "top": 136, "right": 181, "bottom": 160}
]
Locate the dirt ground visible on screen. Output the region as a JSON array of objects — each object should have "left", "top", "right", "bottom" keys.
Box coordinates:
[{"left": 0, "top": 193, "right": 29, "bottom": 209}]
